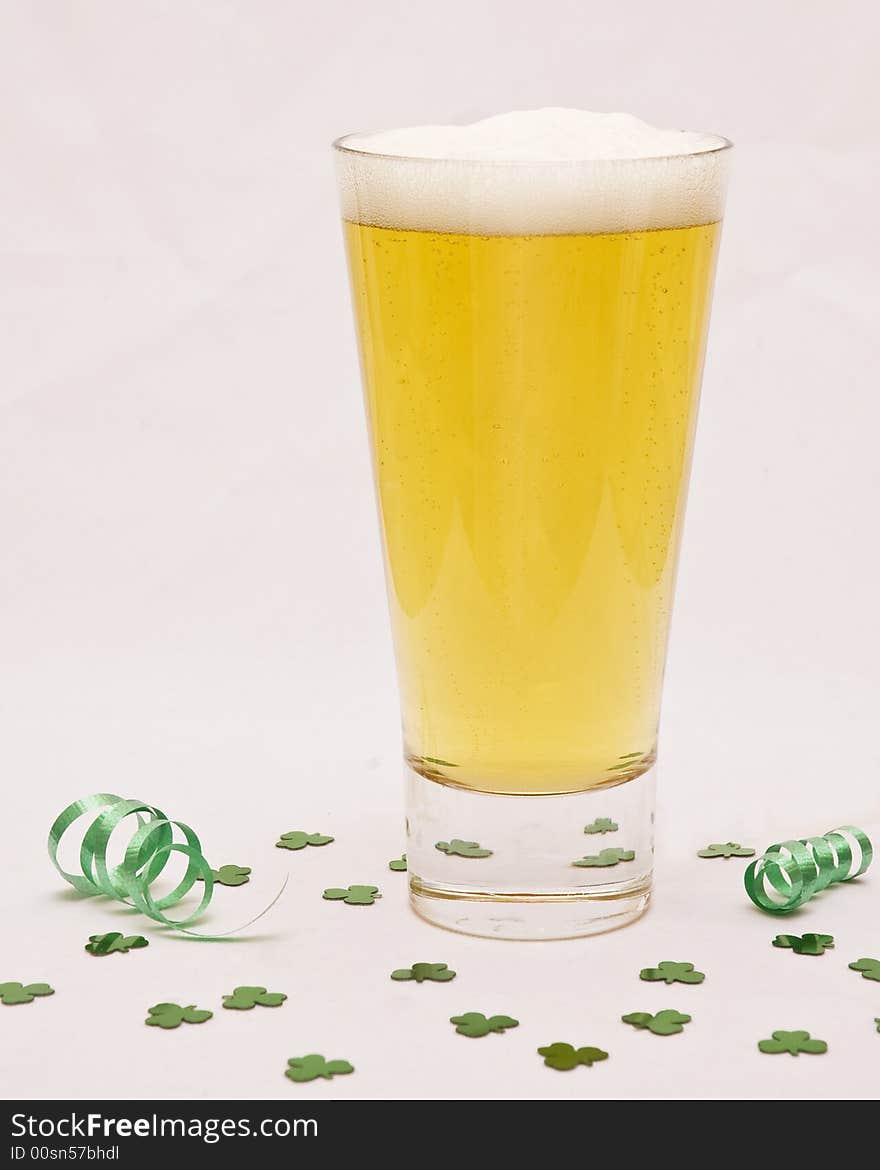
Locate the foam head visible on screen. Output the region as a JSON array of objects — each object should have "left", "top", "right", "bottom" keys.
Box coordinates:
[{"left": 335, "top": 108, "right": 730, "bottom": 235}]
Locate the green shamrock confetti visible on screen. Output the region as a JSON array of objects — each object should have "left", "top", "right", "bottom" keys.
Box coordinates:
[
  {"left": 390, "top": 963, "right": 456, "bottom": 983},
  {"left": 573, "top": 848, "right": 635, "bottom": 867},
  {"left": 222, "top": 986, "right": 287, "bottom": 1010},
  {"left": 285, "top": 1055, "right": 354, "bottom": 1083},
  {"left": 537, "top": 1043, "right": 608, "bottom": 1070},
  {"left": 0, "top": 983, "right": 55, "bottom": 1006},
  {"left": 584, "top": 818, "right": 618, "bottom": 835},
  {"left": 322, "top": 885, "right": 381, "bottom": 905},
  {"left": 388, "top": 854, "right": 407, "bottom": 872},
  {"left": 607, "top": 752, "right": 643, "bottom": 771},
  {"left": 622, "top": 1010, "right": 691, "bottom": 1036},
  {"left": 276, "top": 831, "right": 334, "bottom": 851},
  {"left": 773, "top": 933, "right": 834, "bottom": 956},
  {"left": 875, "top": 1019, "right": 880, "bottom": 1033},
  {"left": 195, "top": 864, "right": 251, "bottom": 887},
  {"left": 450, "top": 1013, "right": 519, "bottom": 1037},
  {"left": 758, "top": 1030, "right": 827, "bottom": 1056},
  {"left": 85, "top": 932, "right": 149, "bottom": 956},
  {"left": 639, "top": 961, "right": 705, "bottom": 985},
  {"left": 435, "top": 839, "right": 493, "bottom": 858},
  {"left": 697, "top": 842, "right": 756, "bottom": 859},
  {"left": 145, "top": 1003, "right": 213, "bottom": 1029},
  {"left": 849, "top": 958, "right": 880, "bottom": 981}
]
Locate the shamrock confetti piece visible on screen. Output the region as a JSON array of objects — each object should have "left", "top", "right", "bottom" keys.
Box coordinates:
[
  {"left": 607, "top": 752, "right": 643, "bottom": 772},
  {"left": 388, "top": 854, "right": 408, "bottom": 872},
  {"left": 584, "top": 818, "right": 618, "bottom": 835},
  {"left": 222, "top": 986, "right": 287, "bottom": 1010},
  {"left": 848, "top": 958, "right": 880, "bottom": 982},
  {"left": 758, "top": 1030, "right": 827, "bottom": 1056},
  {"left": 573, "top": 848, "right": 635, "bottom": 868},
  {"left": 622, "top": 1010, "right": 691, "bottom": 1036},
  {"left": 322, "top": 885, "right": 381, "bottom": 905},
  {"left": 196, "top": 864, "right": 251, "bottom": 887},
  {"left": 772, "top": 933, "right": 834, "bottom": 956},
  {"left": 390, "top": 963, "right": 456, "bottom": 983},
  {"left": 697, "top": 842, "right": 756, "bottom": 859},
  {"left": 435, "top": 839, "right": 493, "bottom": 858},
  {"left": 145, "top": 1003, "right": 213, "bottom": 1029},
  {"left": 639, "top": 961, "right": 705, "bottom": 985},
  {"left": 85, "top": 932, "right": 149, "bottom": 956},
  {"left": 276, "top": 831, "right": 334, "bottom": 851},
  {"left": 0, "top": 983, "right": 55, "bottom": 1006},
  {"left": 537, "top": 1043, "right": 608, "bottom": 1070},
  {"left": 450, "top": 1013, "right": 519, "bottom": 1038},
  {"left": 875, "top": 1019, "right": 880, "bottom": 1033},
  {"left": 285, "top": 1055, "right": 354, "bottom": 1083}
]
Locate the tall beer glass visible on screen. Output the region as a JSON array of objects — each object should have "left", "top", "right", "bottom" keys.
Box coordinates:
[{"left": 335, "top": 114, "right": 731, "bottom": 938}]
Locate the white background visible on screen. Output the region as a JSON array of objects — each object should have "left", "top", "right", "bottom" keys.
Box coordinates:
[{"left": 1, "top": 0, "right": 878, "bottom": 1102}]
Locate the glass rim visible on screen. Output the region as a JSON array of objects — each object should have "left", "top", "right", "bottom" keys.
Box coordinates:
[{"left": 332, "top": 131, "right": 733, "bottom": 166}]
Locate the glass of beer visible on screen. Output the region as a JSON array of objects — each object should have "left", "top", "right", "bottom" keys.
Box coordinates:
[{"left": 334, "top": 110, "right": 731, "bottom": 938}]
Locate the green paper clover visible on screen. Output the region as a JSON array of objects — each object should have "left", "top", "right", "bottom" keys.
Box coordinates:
[
  {"left": 276, "top": 831, "right": 334, "bottom": 851},
  {"left": 537, "top": 1043, "right": 608, "bottom": 1070},
  {"left": 435, "top": 839, "right": 493, "bottom": 858},
  {"left": 0, "top": 982, "right": 55, "bottom": 1006},
  {"left": 222, "top": 985, "right": 287, "bottom": 1010},
  {"left": 322, "top": 885, "right": 381, "bottom": 905},
  {"left": 573, "top": 848, "right": 635, "bottom": 867},
  {"left": 639, "top": 961, "right": 705, "bottom": 985},
  {"left": 622, "top": 1010, "right": 691, "bottom": 1036},
  {"left": 85, "top": 932, "right": 149, "bottom": 956},
  {"left": 285, "top": 1055, "right": 354, "bottom": 1083},
  {"left": 450, "top": 1013, "right": 519, "bottom": 1037},
  {"left": 584, "top": 818, "right": 619, "bottom": 835},
  {"left": 210, "top": 864, "right": 251, "bottom": 886},
  {"left": 773, "top": 933, "right": 834, "bottom": 956},
  {"left": 145, "top": 1003, "right": 213, "bottom": 1029},
  {"left": 875, "top": 1018, "right": 880, "bottom": 1033},
  {"left": 758, "top": 1030, "right": 827, "bottom": 1056},
  {"left": 696, "top": 842, "right": 756, "bottom": 859},
  {"left": 388, "top": 854, "right": 407, "bottom": 872},
  {"left": 849, "top": 957, "right": 880, "bottom": 981},
  {"left": 607, "top": 752, "right": 643, "bottom": 771},
  {"left": 390, "top": 963, "right": 456, "bottom": 983}
]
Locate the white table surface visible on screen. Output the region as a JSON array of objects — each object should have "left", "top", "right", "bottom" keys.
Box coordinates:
[
  {"left": 1, "top": 0, "right": 878, "bottom": 1102},
  {"left": 3, "top": 719, "right": 878, "bottom": 1102}
]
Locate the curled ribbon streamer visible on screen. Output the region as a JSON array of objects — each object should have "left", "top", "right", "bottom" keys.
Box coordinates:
[
  {"left": 48, "top": 794, "right": 286, "bottom": 937},
  {"left": 744, "top": 825, "right": 873, "bottom": 914}
]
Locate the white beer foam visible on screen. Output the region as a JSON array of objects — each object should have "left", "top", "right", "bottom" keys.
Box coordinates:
[
  {"left": 342, "top": 109, "right": 724, "bottom": 162},
  {"left": 336, "top": 108, "right": 729, "bottom": 235}
]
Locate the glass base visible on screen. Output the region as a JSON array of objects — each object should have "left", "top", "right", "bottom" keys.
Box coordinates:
[{"left": 406, "top": 763, "right": 655, "bottom": 940}]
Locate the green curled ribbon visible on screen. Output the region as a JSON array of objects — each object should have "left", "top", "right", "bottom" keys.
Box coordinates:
[
  {"left": 744, "top": 825, "right": 873, "bottom": 914},
  {"left": 48, "top": 794, "right": 285, "bottom": 937}
]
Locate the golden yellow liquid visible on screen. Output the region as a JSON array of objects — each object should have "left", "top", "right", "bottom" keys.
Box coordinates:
[{"left": 345, "top": 220, "right": 720, "bottom": 794}]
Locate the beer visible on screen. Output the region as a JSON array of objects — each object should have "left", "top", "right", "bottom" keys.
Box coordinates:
[
  {"left": 344, "top": 219, "right": 720, "bottom": 795},
  {"left": 336, "top": 110, "right": 730, "bottom": 937}
]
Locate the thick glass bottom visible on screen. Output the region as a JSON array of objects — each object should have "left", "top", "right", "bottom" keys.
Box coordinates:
[{"left": 405, "top": 763, "right": 655, "bottom": 940}]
